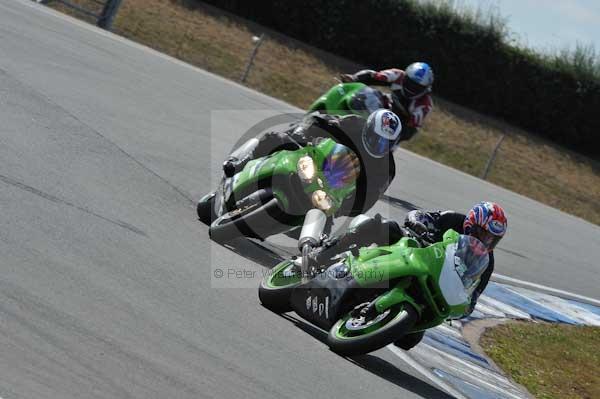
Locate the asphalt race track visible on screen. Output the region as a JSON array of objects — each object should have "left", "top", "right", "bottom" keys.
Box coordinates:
[{"left": 0, "top": 1, "right": 599, "bottom": 398}]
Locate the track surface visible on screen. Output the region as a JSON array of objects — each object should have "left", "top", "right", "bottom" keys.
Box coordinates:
[{"left": 0, "top": 1, "right": 598, "bottom": 398}]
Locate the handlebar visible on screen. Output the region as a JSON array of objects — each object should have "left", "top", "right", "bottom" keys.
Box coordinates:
[{"left": 400, "top": 226, "right": 435, "bottom": 247}]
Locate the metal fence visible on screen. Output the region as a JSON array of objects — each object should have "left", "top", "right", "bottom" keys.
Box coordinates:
[{"left": 38, "top": 0, "right": 123, "bottom": 30}]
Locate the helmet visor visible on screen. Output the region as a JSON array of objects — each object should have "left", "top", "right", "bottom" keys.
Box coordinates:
[
  {"left": 349, "top": 87, "right": 386, "bottom": 114},
  {"left": 455, "top": 235, "right": 490, "bottom": 292},
  {"left": 363, "top": 131, "right": 395, "bottom": 158},
  {"left": 404, "top": 78, "right": 428, "bottom": 98},
  {"left": 471, "top": 226, "right": 502, "bottom": 251}
]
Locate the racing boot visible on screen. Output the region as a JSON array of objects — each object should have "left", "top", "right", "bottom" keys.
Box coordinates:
[{"left": 222, "top": 138, "right": 259, "bottom": 177}]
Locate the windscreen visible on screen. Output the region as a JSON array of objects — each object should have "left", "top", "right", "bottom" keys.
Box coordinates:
[
  {"left": 349, "top": 87, "right": 386, "bottom": 114},
  {"left": 453, "top": 235, "right": 489, "bottom": 292},
  {"left": 322, "top": 144, "right": 361, "bottom": 189}
]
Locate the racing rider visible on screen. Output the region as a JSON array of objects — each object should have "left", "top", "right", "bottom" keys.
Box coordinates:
[
  {"left": 311, "top": 201, "right": 508, "bottom": 349},
  {"left": 340, "top": 62, "right": 434, "bottom": 141},
  {"left": 221, "top": 110, "right": 403, "bottom": 217}
]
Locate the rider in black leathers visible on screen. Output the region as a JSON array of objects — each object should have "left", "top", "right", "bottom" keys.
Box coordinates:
[
  {"left": 222, "top": 111, "right": 402, "bottom": 216},
  {"left": 310, "top": 204, "right": 508, "bottom": 350}
]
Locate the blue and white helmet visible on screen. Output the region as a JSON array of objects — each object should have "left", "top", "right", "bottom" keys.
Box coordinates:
[
  {"left": 362, "top": 109, "right": 402, "bottom": 158},
  {"left": 402, "top": 62, "right": 434, "bottom": 99}
]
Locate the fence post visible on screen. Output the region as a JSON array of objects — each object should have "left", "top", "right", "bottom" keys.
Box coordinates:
[
  {"left": 241, "top": 34, "right": 265, "bottom": 83},
  {"left": 97, "top": 0, "right": 123, "bottom": 30},
  {"left": 481, "top": 134, "right": 505, "bottom": 180}
]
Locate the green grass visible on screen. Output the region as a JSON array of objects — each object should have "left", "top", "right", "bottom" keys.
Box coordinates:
[
  {"left": 47, "top": 0, "right": 600, "bottom": 225},
  {"left": 481, "top": 322, "right": 600, "bottom": 399}
]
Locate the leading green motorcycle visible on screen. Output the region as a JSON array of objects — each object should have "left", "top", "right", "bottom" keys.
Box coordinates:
[{"left": 259, "top": 210, "right": 489, "bottom": 356}]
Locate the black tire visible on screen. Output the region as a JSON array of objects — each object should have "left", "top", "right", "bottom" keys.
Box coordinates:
[
  {"left": 327, "top": 302, "right": 418, "bottom": 356},
  {"left": 197, "top": 192, "right": 217, "bottom": 225},
  {"left": 209, "top": 197, "right": 288, "bottom": 242},
  {"left": 258, "top": 261, "right": 299, "bottom": 313},
  {"left": 393, "top": 330, "right": 425, "bottom": 351}
]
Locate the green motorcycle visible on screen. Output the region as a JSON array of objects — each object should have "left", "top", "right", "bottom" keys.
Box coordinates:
[
  {"left": 259, "top": 210, "right": 489, "bottom": 356},
  {"left": 197, "top": 139, "right": 360, "bottom": 242},
  {"left": 307, "top": 82, "right": 388, "bottom": 117}
]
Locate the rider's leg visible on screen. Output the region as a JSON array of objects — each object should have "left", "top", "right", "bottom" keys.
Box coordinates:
[
  {"left": 312, "top": 213, "right": 403, "bottom": 267},
  {"left": 223, "top": 138, "right": 260, "bottom": 177},
  {"left": 223, "top": 131, "right": 302, "bottom": 177}
]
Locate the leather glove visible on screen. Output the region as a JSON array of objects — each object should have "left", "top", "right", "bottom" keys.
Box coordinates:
[
  {"left": 339, "top": 73, "right": 356, "bottom": 83},
  {"left": 406, "top": 220, "right": 428, "bottom": 235}
]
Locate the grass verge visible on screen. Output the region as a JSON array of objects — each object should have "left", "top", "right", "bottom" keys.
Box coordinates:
[
  {"left": 481, "top": 322, "right": 600, "bottom": 399},
  {"left": 48, "top": 0, "right": 600, "bottom": 225}
]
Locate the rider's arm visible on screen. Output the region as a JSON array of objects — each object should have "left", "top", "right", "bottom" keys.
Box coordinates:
[
  {"left": 466, "top": 252, "right": 495, "bottom": 315},
  {"left": 434, "top": 211, "right": 466, "bottom": 234},
  {"left": 352, "top": 69, "right": 403, "bottom": 86},
  {"left": 404, "top": 210, "right": 466, "bottom": 242},
  {"left": 404, "top": 210, "right": 439, "bottom": 235}
]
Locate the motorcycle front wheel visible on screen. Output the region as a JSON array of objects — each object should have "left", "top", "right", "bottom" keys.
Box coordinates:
[
  {"left": 209, "top": 196, "right": 290, "bottom": 242},
  {"left": 258, "top": 260, "right": 301, "bottom": 313},
  {"left": 327, "top": 302, "right": 418, "bottom": 356},
  {"left": 197, "top": 191, "right": 217, "bottom": 225}
]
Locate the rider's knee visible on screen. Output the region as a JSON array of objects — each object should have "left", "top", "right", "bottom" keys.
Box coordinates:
[
  {"left": 348, "top": 213, "right": 402, "bottom": 245},
  {"left": 381, "top": 218, "right": 403, "bottom": 244},
  {"left": 348, "top": 214, "right": 375, "bottom": 232}
]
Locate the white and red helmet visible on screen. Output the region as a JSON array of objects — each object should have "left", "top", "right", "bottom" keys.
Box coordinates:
[{"left": 402, "top": 62, "right": 434, "bottom": 99}]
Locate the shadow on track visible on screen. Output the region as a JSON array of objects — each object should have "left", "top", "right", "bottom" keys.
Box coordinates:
[
  {"left": 277, "top": 313, "right": 453, "bottom": 399},
  {"left": 219, "top": 237, "right": 290, "bottom": 268},
  {"left": 380, "top": 194, "right": 420, "bottom": 211},
  {"left": 207, "top": 205, "right": 454, "bottom": 398}
]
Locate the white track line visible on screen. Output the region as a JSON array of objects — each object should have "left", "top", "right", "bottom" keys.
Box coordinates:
[
  {"left": 492, "top": 273, "right": 600, "bottom": 307},
  {"left": 388, "top": 275, "right": 600, "bottom": 398},
  {"left": 387, "top": 345, "right": 468, "bottom": 399}
]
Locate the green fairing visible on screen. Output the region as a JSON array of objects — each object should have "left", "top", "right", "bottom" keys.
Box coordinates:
[
  {"left": 350, "top": 229, "right": 470, "bottom": 331},
  {"left": 231, "top": 138, "right": 356, "bottom": 215},
  {"left": 261, "top": 229, "right": 475, "bottom": 343},
  {"left": 308, "top": 83, "right": 375, "bottom": 117}
]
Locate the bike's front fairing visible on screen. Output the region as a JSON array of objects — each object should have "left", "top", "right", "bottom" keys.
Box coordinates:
[
  {"left": 226, "top": 138, "right": 359, "bottom": 216},
  {"left": 351, "top": 230, "right": 488, "bottom": 328}
]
